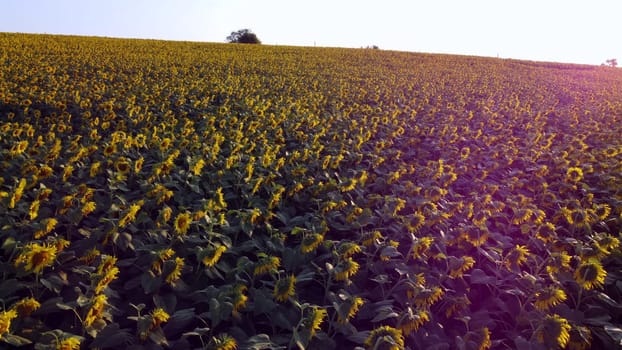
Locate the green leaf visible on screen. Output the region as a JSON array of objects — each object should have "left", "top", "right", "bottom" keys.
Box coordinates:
[
  {"left": 604, "top": 325, "right": 622, "bottom": 345},
  {"left": 141, "top": 271, "right": 162, "bottom": 294},
  {"left": 371, "top": 305, "right": 398, "bottom": 322},
  {"left": 469, "top": 269, "right": 496, "bottom": 284},
  {"left": 90, "top": 324, "right": 134, "bottom": 348},
  {"left": 208, "top": 298, "right": 223, "bottom": 327},
  {"left": 163, "top": 308, "right": 196, "bottom": 337},
  {"left": 1, "top": 334, "right": 32, "bottom": 346},
  {"left": 242, "top": 334, "right": 284, "bottom": 350}
]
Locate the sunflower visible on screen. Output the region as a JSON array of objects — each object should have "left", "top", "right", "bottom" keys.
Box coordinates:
[
  {"left": 151, "top": 248, "right": 175, "bottom": 274},
  {"left": 461, "top": 227, "right": 488, "bottom": 247},
  {"left": 565, "top": 167, "right": 583, "bottom": 182},
  {"left": 306, "top": 307, "right": 327, "bottom": 337},
  {"left": 62, "top": 165, "right": 74, "bottom": 182},
  {"left": 253, "top": 255, "right": 281, "bottom": 276},
  {"left": 593, "top": 203, "right": 611, "bottom": 221},
  {"left": 56, "top": 336, "right": 82, "bottom": 350},
  {"left": 534, "top": 285, "right": 567, "bottom": 310},
  {"left": 337, "top": 296, "right": 364, "bottom": 324},
  {"left": 364, "top": 325, "right": 404, "bottom": 350},
  {"left": 159, "top": 137, "right": 172, "bottom": 151},
  {"left": 134, "top": 133, "right": 147, "bottom": 148},
  {"left": 29, "top": 199, "right": 40, "bottom": 220},
  {"left": 150, "top": 308, "right": 170, "bottom": 330},
  {"left": 399, "top": 309, "right": 430, "bottom": 335},
  {"left": 208, "top": 333, "right": 237, "bottom": 350},
  {"left": 119, "top": 200, "right": 143, "bottom": 228},
  {"left": 84, "top": 294, "right": 108, "bottom": 327},
  {"left": 114, "top": 157, "right": 131, "bottom": 174},
  {"left": 449, "top": 256, "right": 475, "bottom": 278},
  {"left": 535, "top": 314, "right": 571, "bottom": 349},
  {"left": 273, "top": 274, "right": 296, "bottom": 302},
  {"left": 12, "top": 297, "right": 40, "bottom": 317},
  {"left": 361, "top": 230, "right": 383, "bottom": 247},
  {"left": 90, "top": 161, "right": 102, "bottom": 177},
  {"left": 37, "top": 188, "right": 53, "bottom": 201},
  {"left": 166, "top": 257, "right": 185, "bottom": 285},
  {"left": 512, "top": 208, "right": 534, "bottom": 225},
  {"left": 337, "top": 242, "right": 362, "bottom": 258},
  {"left": 567, "top": 325, "right": 592, "bottom": 350},
  {"left": 535, "top": 222, "right": 557, "bottom": 243},
  {"left": 202, "top": 245, "right": 227, "bottom": 267},
  {"left": 574, "top": 258, "right": 606, "bottom": 290},
  {"left": 94, "top": 266, "right": 120, "bottom": 294},
  {"left": 249, "top": 208, "right": 262, "bottom": 225},
  {"left": 79, "top": 248, "right": 101, "bottom": 265},
  {"left": 407, "top": 212, "right": 426, "bottom": 232},
  {"left": 37, "top": 165, "right": 54, "bottom": 178},
  {"left": 14, "top": 242, "right": 57, "bottom": 274},
  {"left": 157, "top": 206, "right": 172, "bottom": 228},
  {"left": 81, "top": 201, "right": 96, "bottom": 216},
  {"left": 300, "top": 233, "right": 324, "bottom": 254},
  {"left": 133, "top": 156, "right": 144, "bottom": 174},
  {"left": 413, "top": 286, "right": 444, "bottom": 308},
  {"left": 464, "top": 327, "right": 492, "bottom": 350},
  {"left": 594, "top": 233, "right": 620, "bottom": 256},
  {"left": 8, "top": 177, "right": 27, "bottom": 209},
  {"left": 504, "top": 245, "right": 530, "bottom": 271},
  {"left": 174, "top": 212, "right": 192, "bottom": 235},
  {"left": 192, "top": 158, "right": 206, "bottom": 176},
  {"left": 334, "top": 258, "right": 360, "bottom": 281},
  {"left": 0, "top": 309, "right": 18, "bottom": 339},
  {"left": 232, "top": 285, "right": 248, "bottom": 314},
  {"left": 103, "top": 144, "right": 116, "bottom": 157}
]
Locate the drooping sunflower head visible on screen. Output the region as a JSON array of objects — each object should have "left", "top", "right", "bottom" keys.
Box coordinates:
[
  {"left": 253, "top": 255, "right": 280, "bottom": 276},
  {"left": 407, "top": 212, "right": 426, "bottom": 232},
  {"left": 300, "top": 233, "right": 324, "bottom": 254},
  {"left": 449, "top": 255, "right": 475, "bottom": 278},
  {"left": 305, "top": 307, "right": 327, "bottom": 337},
  {"left": 504, "top": 245, "right": 530, "bottom": 271},
  {"left": 334, "top": 257, "right": 360, "bottom": 281},
  {"left": 150, "top": 308, "right": 170, "bottom": 329},
  {"left": 12, "top": 297, "right": 41, "bottom": 318},
  {"left": 574, "top": 258, "right": 606, "bottom": 290},
  {"left": 337, "top": 241, "right": 362, "bottom": 258},
  {"left": 0, "top": 309, "right": 18, "bottom": 338},
  {"left": 364, "top": 325, "right": 404, "bottom": 350},
  {"left": 202, "top": 245, "right": 227, "bottom": 267},
  {"left": 534, "top": 285, "right": 567, "bottom": 311},
  {"left": 337, "top": 296, "right": 364, "bottom": 324},
  {"left": 535, "top": 314, "right": 571, "bottom": 349},
  {"left": 207, "top": 333, "right": 237, "bottom": 350},
  {"left": 398, "top": 308, "right": 430, "bottom": 335},
  {"left": 593, "top": 203, "right": 611, "bottom": 221},
  {"left": 273, "top": 274, "right": 296, "bottom": 303},
  {"left": 567, "top": 325, "right": 592, "bottom": 350},
  {"left": 164, "top": 257, "right": 184, "bottom": 285},
  {"left": 56, "top": 336, "right": 82, "bottom": 350}
]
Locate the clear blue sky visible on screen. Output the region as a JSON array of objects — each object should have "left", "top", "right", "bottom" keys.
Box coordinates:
[{"left": 1, "top": 0, "right": 620, "bottom": 65}]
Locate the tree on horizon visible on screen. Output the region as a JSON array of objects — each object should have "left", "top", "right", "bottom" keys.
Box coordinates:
[{"left": 227, "top": 29, "right": 261, "bottom": 44}]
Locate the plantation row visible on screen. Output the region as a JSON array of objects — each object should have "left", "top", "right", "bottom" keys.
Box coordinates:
[{"left": 1, "top": 33, "right": 622, "bottom": 349}]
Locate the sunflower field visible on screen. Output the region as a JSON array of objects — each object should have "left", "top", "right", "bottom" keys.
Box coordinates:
[{"left": 1, "top": 33, "right": 622, "bottom": 350}]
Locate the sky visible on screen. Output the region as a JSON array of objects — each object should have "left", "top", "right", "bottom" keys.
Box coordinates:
[{"left": 1, "top": 0, "right": 621, "bottom": 65}]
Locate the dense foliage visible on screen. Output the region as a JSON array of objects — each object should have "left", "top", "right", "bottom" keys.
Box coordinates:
[
  {"left": 226, "top": 29, "right": 261, "bottom": 44},
  {"left": 1, "top": 33, "right": 622, "bottom": 350}
]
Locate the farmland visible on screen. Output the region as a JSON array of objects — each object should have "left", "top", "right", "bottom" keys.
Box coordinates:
[{"left": 1, "top": 33, "right": 622, "bottom": 349}]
